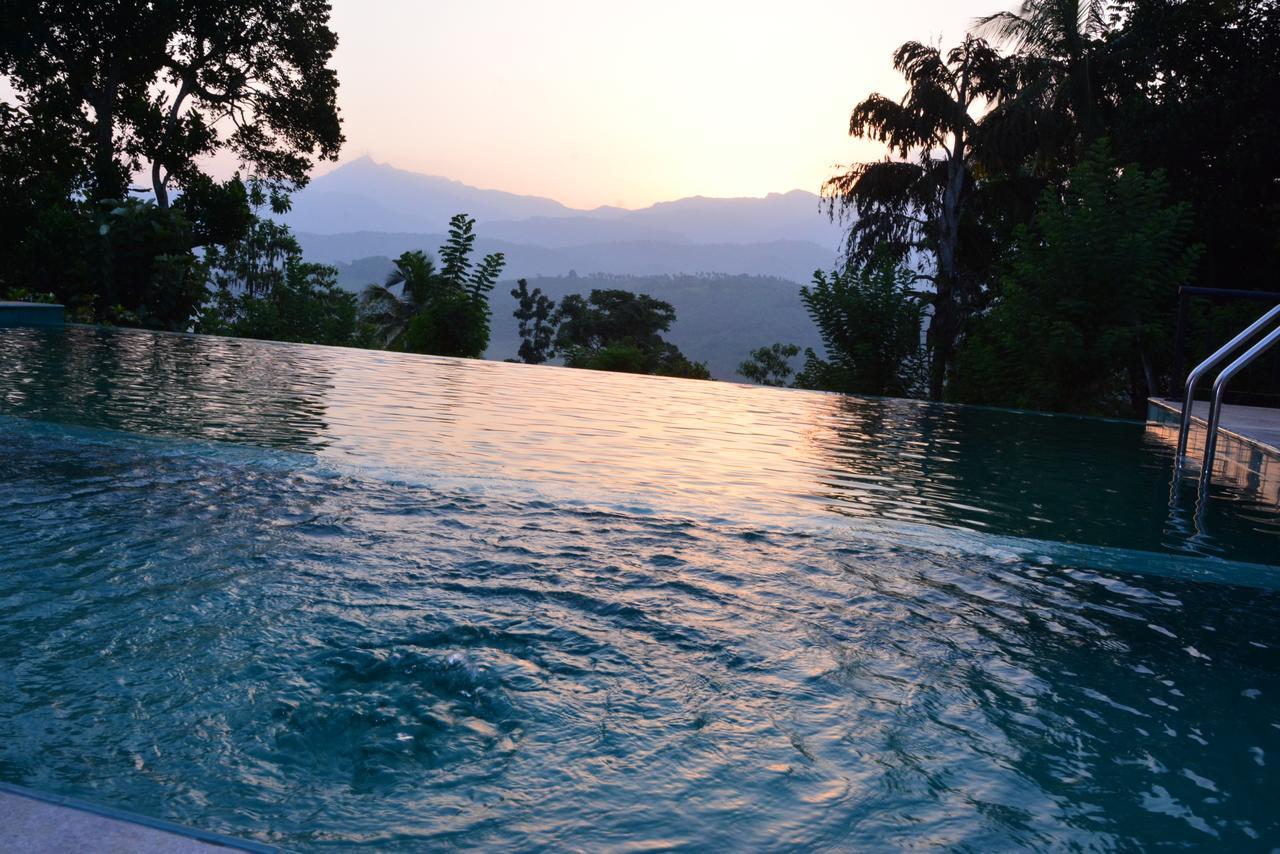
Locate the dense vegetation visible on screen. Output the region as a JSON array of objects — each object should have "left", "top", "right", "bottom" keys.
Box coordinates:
[
  {"left": 495, "top": 273, "right": 816, "bottom": 378},
  {"left": 509, "top": 283, "right": 710, "bottom": 379},
  {"left": 746, "top": 0, "right": 1280, "bottom": 417},
  {"left": 360, "top": 215, "right": 506, "bottom": 358},
  {"left": 0, "top": 0, "right": 342, "bottom": 327}
]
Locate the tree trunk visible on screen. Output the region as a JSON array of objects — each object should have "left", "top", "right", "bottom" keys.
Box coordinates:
[
  {"left": 89, "top": 63, "right": 123, "bottom": 319},
  {"left": 1071, "top": 49, "right": 1103, "bottom": 144},
  {"left": 89, "top": 63, "right": 122, "bottom": 202},
  {"left": 929, "top": 149, "right": 967, "bottom": 400},
  {"left": 927, "top": 285, "right": 955, "bottom": 400},
  {"left": 151, "top": 78, "right": 193, "bottom": 210},
  {"left": 151, "top": 161, "right": 169, "bottom": 209}
]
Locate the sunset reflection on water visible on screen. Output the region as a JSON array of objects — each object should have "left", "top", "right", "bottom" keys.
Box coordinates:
[{"left": 2, "top": 325, "right": 1278, "bottom": 562}]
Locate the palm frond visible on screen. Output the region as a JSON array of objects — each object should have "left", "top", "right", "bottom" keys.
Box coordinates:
[
  {"left": 973, "top": 9, "right": 1048, "bottom": 55},
  {"left": 893, "top": 42, "right": 950, "bottom": 90},
  {"left": 360, "top": 283, "right": 413, "bottom": 348},
  {"left": 974, "top": 1, "right": 1113, "bottom": 56},
  {"left": 850, "top": 94, "right": 934, "bottom": 155}
]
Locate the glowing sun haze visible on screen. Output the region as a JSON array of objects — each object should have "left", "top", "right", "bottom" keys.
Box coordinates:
[{"left": 325, "top": 0, "right": 997, "bottom": 210}]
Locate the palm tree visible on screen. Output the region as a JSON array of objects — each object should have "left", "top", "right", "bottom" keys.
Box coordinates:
[
  {"left": 360, "top": 250, "right": 439, "bottom": 349},
  {"left": 824, "top": 36, "right": 1012, "bottom": 399},
  {"left": 974, "top": 0, "right": 1112, "bottom": 145},
  {"left": 358, "top": 215, "right": 507, "bottom": 354}
]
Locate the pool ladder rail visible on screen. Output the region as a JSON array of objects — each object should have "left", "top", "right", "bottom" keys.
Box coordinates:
[{"left": 1175, "top": 300, "right": 1280, "bottom": 498}]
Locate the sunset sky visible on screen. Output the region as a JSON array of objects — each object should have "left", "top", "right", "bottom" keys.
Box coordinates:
[{"left": 323, "top": 1, "right": 1002, "bottom": 209}]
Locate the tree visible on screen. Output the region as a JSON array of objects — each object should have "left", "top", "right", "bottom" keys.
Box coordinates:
[
  {"left": 953, "top": 141, "right": 1201, "bottom": 417},
  {"left": 404, "top": 214, "right": 504, "bottom": 358},
  {"left": 0, "top": 1, "right": 341, "bottom": 329},
  {"left": 975, "top": 0, "right": 1112, "bottom": 147},
  {"left": 554, "top": 290, "right": 672, "bottom": 358},
  {"left": 360, "top": 250, "right": 440, "bottom": 349},
  {"left": 199, "top": 258, "right": 362, "bottom": 347},
  {"left": 793, "top": 250, "right": 926, "bottom": 397},
  {"left": 200, "top": 182, "right": 297, "bottom": 299},
  {"left": 0, "top": 86, "right": 94, "bottom": 297},
  {"left": 0, "top": 0, "right": 343, "bottom": 208},
  {"left": 552, "top": 289, "right": 710, "bottom": 379},
  {"left": 196, "top": 203, "right": 365, "bottom": 347},
  {"left": 95, "top": 199, "right": 208, "bottom": 328},
  {"left": 512, "top": 278, "right": 557, "bottom": 365},
  {"left": 359, "top": 214, "right": 505, "bottom": 358},
  {"left": 738, "top": 343, "right": 801, "bottom": 387},
  {"left": 1105, "top": 0, "right": 1280, "bottom": 296},
  {"left": 401, "top": 289, "right": 491, "bottom": 359},
  {"left": 824, "top": 37, "right": 1012, "bottom": 399}
]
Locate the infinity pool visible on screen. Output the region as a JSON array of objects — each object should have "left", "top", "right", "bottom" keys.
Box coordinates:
[{"left": 1, "top": 326, "right": 1277, "bottom": 849}]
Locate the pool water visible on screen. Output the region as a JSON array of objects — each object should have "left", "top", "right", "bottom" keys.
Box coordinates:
[{"left": 1, "top": 326, "right": 1277, "bottom": 849}]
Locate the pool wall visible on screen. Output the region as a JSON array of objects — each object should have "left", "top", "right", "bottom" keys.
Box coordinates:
[
  {"left": 0, "top": 301, "right": 64, "bottom": 328},
  {"left": 1147, "top": 397, "right": 1280, "bottom": 505}
]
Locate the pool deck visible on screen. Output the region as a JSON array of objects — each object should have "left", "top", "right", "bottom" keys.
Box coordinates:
[
  {"left": 1147, "top": 397, "right": 1280, "bottom": 504},
  {"left": 0, "top": 783, "right": 276, "bottom": 853}
]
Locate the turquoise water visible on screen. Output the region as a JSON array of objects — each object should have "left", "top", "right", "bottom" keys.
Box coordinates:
[{"left": 1, "top": 325, "right": 1277, "bottom": 849}]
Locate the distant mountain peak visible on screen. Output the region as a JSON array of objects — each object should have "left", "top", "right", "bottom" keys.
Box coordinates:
[{"left": 323, "top": 153, "right": 389, "bottom": 173}]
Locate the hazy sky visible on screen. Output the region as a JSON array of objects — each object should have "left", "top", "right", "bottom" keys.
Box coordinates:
[{"left": 324, "top": 1, "right": 1001, "bottom": 209}]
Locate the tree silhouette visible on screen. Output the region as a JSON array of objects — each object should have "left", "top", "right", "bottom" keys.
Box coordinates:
[
  {"left": 974, "top": 0, "right": 1110, "bottom": 149},
  {"left": 795, "top": 250, "right": 926, "bottom": 397},
  {"left": 0, "top": 0, "right": 343, "bottom": 208},
  {"left": 552, "top": 289, "right": 709, "bottom": 379},
  {"left": 359, "top": 215, "right": 505, "bottom": 358},
  {"left": 737, "top": 343, "right": 800, "bottom": 387},
  {"left": 824, "top": 36, "right": 1011, "bottom": 399},
  {"left": 955, "top": 142, "right": 1201, "bottom": 417},
  {"left": 512, "top": 278, "right": 557, "bottom": 365},
  {"left": 360, "top": 250, "right": 439, "bottom": 349}
]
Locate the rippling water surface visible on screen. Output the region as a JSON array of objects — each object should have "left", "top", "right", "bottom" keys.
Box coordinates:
[{"left": 1, "top": 326, "right": 1277, "bottom": 849}]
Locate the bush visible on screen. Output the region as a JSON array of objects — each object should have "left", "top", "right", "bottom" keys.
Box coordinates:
[
  {"left": 402, "top": 289, "right": 491, "bottom": 358},
  {"left": 738, "top": 343, "right": 801, "bottom": 386},
  {"left": 953, "top": 141, "right": 1201, "bottom": 417},
  {"left": 793, "top": 250, "right": 926, "bottom": 397}
]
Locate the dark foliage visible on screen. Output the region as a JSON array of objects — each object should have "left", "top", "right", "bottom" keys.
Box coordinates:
[
  {"left": 738, "top": 343, "right": 801, "bottom": 387},
  {"left": 0, "top": 0, "right": 343, "bottom": 207},
  {"left": 794, "top": 250, "right": 926, "bottom": 397},
  {"left": 359, "top": 214, "right": 505, "bottom": 358},
  {"left": 0, "top": 0, "right": 342, "bottom": 329},
  {"left": 953, "top": 142, "right": 1200, "bottom": 417},
  {"left": 820, "top": 0, "right": 1277, "bottom": 413},
  {"left": 824, "top": 36, "right": 1014, "bottom": 398},
  {"left": 552, "top": 289, "right": 710, "bottom": 379},
  {"left": 196, "top": 202, "right": 367, "bottom": 347},
  {"left": 512, "top": 278, "right": 557, "bottom": 365},
  {"left": 1106, "top": 0, "right": 1280, "bottom": 296}
]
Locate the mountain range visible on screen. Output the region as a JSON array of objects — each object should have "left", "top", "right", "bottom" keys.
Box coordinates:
[
  {"left": 285, "top": 157, "right": 845, "bottom": 280},
  {"left": 281, "top": 158, "right": 847, "bottom": 378},
  {"left": 286, "top": 156, "right": 844, "bottom": 243},
  {"left": 312, "top": 235, "right": 836, "bottom": 289}
]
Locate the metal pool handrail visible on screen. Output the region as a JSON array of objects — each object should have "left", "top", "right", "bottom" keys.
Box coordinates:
[
  {"left": 1175, "top": 301, "right": 1280, "bottom": 464},
  {"left": 1169, "top": 286, "right": 1280, "bottom": 398},
  {"left": 1197, "top": 324, "right": 1280, "bottom": 498}
]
